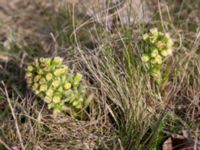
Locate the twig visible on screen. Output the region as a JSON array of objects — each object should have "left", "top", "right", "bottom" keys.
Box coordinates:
[
  {"left": 1, "top": 81, "right": 25, "bottom": 150},
  {"left": 0, "top": 138, "right": 12, "bottom": 150},
  {"left": 49, "top": 32, "right": 58, "bottom": 57}
]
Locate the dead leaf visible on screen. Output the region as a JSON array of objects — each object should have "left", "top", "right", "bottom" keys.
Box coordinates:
[
  {"left": 163, "top": 130, "right": 200, "bottom": 150},
  {"left": 163, "top": 137, "right": 172, "bottom": 150}
]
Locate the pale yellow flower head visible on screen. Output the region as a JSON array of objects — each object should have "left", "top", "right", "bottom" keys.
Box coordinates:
[
  {"left": 34, "top": 75, "right": 40, "bottom": 82},
  {"left": 149, "top": 35, "right": 157, "bottom": 43},
  {"left": 53, "top": 57, "right": 63, "bottom": 65},
  {"left": 26, "top": 73, "right": 32, "bottom": 78},
  {"left": 156, "top": 41, "right": 164, "bottom": 49},
  {"left": 150, "top": 28, "right": 158, "bottom": 34},
  {"left": 151, "top": 49, "right": 159, "bottom": 57},
  {"left": 40, "top": 84, "right": 48, "bottom": 92},
  {"left": 27, "top": 65, "right": 34, "bottom": 72},
  {"left": 53, "top": 109, "right": 62, "bottom": 114},
  {"left": 64, "top": 83, "right": 71, "bottom": 90},
  {"left": 58, "top": 87, "right": 63, "bottom": 92},
  {"left": 46, "top": 73, "right": 53, "bottom": 81},
  {"left": 143, "top": 33, "right": 149, "bottom": 40},
  {"left": 52, "top": 80, "right": 60, "bottom": 88},
  {"left": 46, "top": 89, "right": 53, "bottom": 97},
  {"left": 151, "top": 59, "right": 157, "bottom": 64},
  {"left": 44, "top": 96, "right": 52, "bottom": 103},
  {"left": 53, "top": 96, "right": 61, "bottom": 103},
  {"left": 54, "top": 68, "right": 66, "bottom": 76},
  {"left": 35, "top": 90, "right": 40, "bottom": 95},
  {"left": 155, "top": 55, "right": 163, "bottom": 64},
  {"left": 141, "top": 55, "right": 150, "bottom": 62}
]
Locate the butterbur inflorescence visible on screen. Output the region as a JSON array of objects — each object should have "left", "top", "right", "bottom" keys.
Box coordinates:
[
  {"left": 26, "top": 57, "right": 91, "bottom": 115},
  {"left": 141, "top": 28, "right": 173, "bottom": 83}
]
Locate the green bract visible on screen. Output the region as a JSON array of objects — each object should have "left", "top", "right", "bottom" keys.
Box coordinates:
[
  {"left": 142, "top": 28, "right": 173, "bottom": 83},
  {"left": 25, "top": 57, "right": 91, "bottom": 115}
]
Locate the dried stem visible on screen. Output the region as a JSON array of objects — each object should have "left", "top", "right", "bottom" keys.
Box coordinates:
[{"left": 1, "top": 81, "right": 25, "bottom": 150}]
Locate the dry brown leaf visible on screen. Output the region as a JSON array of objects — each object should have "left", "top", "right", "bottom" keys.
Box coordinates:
[
  {"left": 163, "top": 137, "right": 173, "bottom": 150},
  {"left": 163, "top": 130, "right": 200, "bottom": 150}
]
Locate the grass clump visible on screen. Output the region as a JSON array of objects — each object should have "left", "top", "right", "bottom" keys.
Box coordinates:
[{"left": 25, "top": 57, "right": 91, "bottom": 115}]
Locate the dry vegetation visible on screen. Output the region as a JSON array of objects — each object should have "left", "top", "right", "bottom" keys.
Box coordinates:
[{"left": 0, "top": 0, "right": 200, "bottom": 149}]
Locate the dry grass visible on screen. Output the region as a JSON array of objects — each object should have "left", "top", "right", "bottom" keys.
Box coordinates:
[{"left": 0, "top": 0, "right": 200, "bottom": 149}]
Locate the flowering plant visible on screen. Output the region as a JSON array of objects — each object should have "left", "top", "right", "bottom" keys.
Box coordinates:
[
  {"left": 141, "top": 28, "right": 173, "bottom": 83},
  {"left": 25, "top": 57, "right": 91, "bottom": 115}
]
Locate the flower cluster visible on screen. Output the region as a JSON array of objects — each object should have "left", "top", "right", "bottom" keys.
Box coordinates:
[
  {"left": 141, "top": 28, "right": 173, "bottom": 81},
  {"left": 25, "top": 57, "right": 91, "bottom": 114}
]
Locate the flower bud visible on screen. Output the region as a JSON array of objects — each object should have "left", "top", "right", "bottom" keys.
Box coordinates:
[
  {"left": 44, "top": 96, "right": 52, "bottom": 103},
  {"left": 143, "top": 33, "right": 149, "bottom": 40},
  {"left": 40, "top": 84, "right": 48, "bottom": 91},
  {"left": 141, "top": 55, "right": 150, "bottom": 62},
  {"left": 46, "top": 89, "right": 53, "bottom": 97},
  {"left": 27, "top": 65, "right": 34, "bottom": 72},
  {"left": 46, "top": 73, "right": 53, "bottom": 81},
  {"left": 64, "top": 83, "right": 71, "bottom": 90},
  {"left": 150, "top": 28, "right": 158, "bottom": 34},
  {"left": 52, "top": 80, "right": 60, "bottom": 88},
  {"left": 53, "top": 96, "right": 61, "bottom": 103},
  {"left": 151, "top": 49, "right": 159, "bottom": 57}
]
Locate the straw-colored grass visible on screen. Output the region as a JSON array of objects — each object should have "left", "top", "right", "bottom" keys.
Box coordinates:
[{"left": 0, "top": 0, "right": 200, "bottom": 149}]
